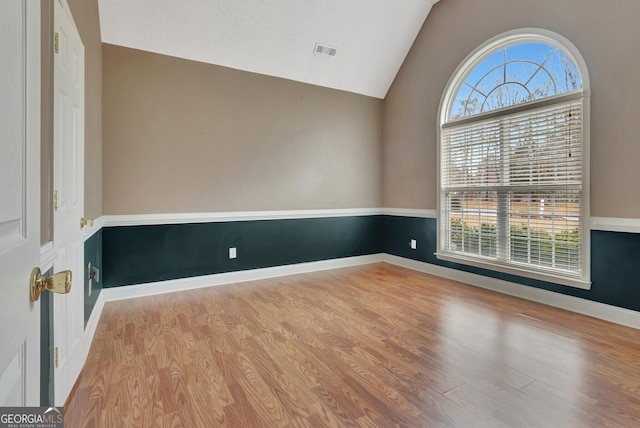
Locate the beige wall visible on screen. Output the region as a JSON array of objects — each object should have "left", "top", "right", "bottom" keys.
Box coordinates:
[
  {"left": 102, "top": 45, "right": 382, "bottom": 214},
  {"left": 382, "top": 0, "right": 640, "bottom": 218},
  {"left": 68, "top": 0, "right": 102, "bottom": 220}
]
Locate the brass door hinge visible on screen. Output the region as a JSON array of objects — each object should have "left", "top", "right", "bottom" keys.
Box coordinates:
[
  {"left": 55, "top": 347, "right": 59, "bottom": 368},
  {"left": 54, "top": 190, "right": 59, "bottom": 211},
  {"left": 54, "top": 32, "right": 59, "bottom": 53}
]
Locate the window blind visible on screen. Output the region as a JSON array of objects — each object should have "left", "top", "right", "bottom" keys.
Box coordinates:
[{"left": 440, "top": 99, "right": 583, "bottom": 278}]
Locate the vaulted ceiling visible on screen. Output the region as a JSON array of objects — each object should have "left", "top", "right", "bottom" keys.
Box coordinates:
[{"left": 98, "top": 0, "right": 439, "bottom": 99}]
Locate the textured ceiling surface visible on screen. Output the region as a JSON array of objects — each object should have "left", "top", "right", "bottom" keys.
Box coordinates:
[{"left": 98, "top": 0, "right": 439, "bottom": 98}]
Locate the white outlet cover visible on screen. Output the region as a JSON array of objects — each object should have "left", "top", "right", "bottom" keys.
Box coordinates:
[
  {"left": 410, "top": 239, "right": 417, "bottom": 250},
  {"left": 229, "top": 247, "right": 237, "bottom": 259}
]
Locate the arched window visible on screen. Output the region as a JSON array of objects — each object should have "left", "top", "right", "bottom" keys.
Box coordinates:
[{"left": 437, "top": 29, "right": 590, "bottom": 289}]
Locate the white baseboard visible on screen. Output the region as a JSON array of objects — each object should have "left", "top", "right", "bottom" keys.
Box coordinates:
[
  {"left": 384, "top": 254, "right": 640, "bottom": 330},
  {"left": 102, "top": 254, "right": 384, "bottom": 302},
  {"left": 81, "top": 293, "right": 104, "bottom": 358}
]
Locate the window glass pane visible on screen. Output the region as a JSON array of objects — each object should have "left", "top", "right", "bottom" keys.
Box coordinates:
[
  {"left": 451, "top": 84, "right": 473, "bottom": 119},
  {"left": 443, "top": 120, "right": 501, "bottom": 188},
  {"left": 484, "top": 83, "right": 530, "bottom": 112},
  {"left": 446, "top": 192, "right": 498, "bottom": 258},
  {"left": 506, "top": 43, "right": 555, "bottom": 64},
  {"left": 546, "top": 50, "right": 582, "bottom": 93},
  {"left": 464, "top": 50, "right": 504, "bottom": 87},
  {"left": 450, "top": 42, "right": 582, "bottom": 120},
  {"left": 509, "top": 191, "right": 581, "bottom": 272},
  {"left": 506, "top": 61, "right": 538, "bottom": 86},
  {"left": 525, "top": 69, "right": 556, "bottom": 99},
  {"left": 464, "top": 90, "right": 484, "bottom": 117},
  {"left": 475, "top": 66, "right": 505, "bottom": 97}
]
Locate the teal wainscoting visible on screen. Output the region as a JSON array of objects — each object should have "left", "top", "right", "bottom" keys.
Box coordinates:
[{"left": 103, "top": 216, "right": 384, "bottom": 288}]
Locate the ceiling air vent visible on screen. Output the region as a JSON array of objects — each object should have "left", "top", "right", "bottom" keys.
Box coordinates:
[{"left": 314, "top": 43, "right": 337, "bottom": 57}]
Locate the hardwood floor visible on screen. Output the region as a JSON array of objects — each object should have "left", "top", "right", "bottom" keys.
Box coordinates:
[{"left": 65, "top": 263, "right": 640, "bottom": 427}]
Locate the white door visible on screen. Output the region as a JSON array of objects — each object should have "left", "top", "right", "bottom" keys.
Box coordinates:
[
  {"left": 0, "top": 0, "right": 42, "bottom": 406},
  {"left": 52, "top": 0, "right": 85, "bottom": 406}
]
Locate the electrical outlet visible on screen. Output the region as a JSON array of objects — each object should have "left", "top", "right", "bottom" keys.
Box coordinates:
[
  {"left": 410, "top": 239, "right": 417, "bottom": 250},
  {"left": 91, "top": 266, "right": 100, "bottom": 283},
  {"left": 229, "top": 247, "right": 237, "bottom": 259}
]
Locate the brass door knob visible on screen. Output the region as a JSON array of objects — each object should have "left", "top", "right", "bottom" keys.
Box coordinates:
[
  {"left": 30, "top": 268, "right": 72, "bottom": 301},
  {"left": 80, "top": 217, "right": 94, "bottom": 228}
]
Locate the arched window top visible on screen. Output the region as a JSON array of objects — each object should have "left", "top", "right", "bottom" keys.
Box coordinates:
[{"left": 445, "top": 30, "right": 587, "bottom": 121}]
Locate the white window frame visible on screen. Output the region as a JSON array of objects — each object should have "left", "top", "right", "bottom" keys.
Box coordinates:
[{"left": 436, "top": 28, "right": 591, "bottom": 289}]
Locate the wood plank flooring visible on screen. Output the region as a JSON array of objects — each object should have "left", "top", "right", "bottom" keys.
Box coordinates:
[{"left": 65, "top": 263, "right": 640, "bottom": 427}]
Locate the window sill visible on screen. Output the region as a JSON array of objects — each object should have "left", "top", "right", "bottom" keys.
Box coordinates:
[{"left": 435, "top": 252, "right": 591, "bottom": 290}]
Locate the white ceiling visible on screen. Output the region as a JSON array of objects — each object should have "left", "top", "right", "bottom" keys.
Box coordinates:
[{"left": 98, "top": 0, "right": 439, "bottom": 99}]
